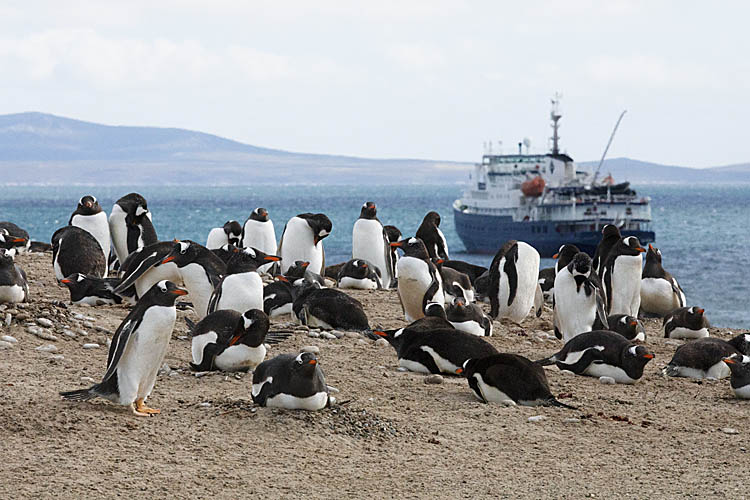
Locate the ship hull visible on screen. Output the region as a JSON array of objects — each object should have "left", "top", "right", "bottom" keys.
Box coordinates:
[{"left": 454, "top": 209, "right": 655, "bottom": 257}]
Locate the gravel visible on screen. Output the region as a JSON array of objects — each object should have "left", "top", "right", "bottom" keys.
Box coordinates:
[
  {"left": 423, "top": 374, "right": 444, "bottom": 385},
  {"left": 300, "top": 345, "right": 320, "bottom": 354},
  {"left": 82, "top": 343, "right": 100, "bottom": 349}
]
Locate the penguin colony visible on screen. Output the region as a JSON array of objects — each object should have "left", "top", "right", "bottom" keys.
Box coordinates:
[{"left": 0, "top": 197, "right": 743, "bottom": 419}]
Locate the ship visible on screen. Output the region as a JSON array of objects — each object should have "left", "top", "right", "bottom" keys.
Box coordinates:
[{"left": 453, "top": 97, "right": 654, "bottom": 257}]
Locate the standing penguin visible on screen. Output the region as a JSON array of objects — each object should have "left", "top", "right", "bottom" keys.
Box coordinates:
[
  {"left": 383, "top": 225, "right": 402, "bottom": 280},
  {"left": 186, "top": 309, "right": 289, "bottom": 372},
  {"left": 445, "top": 298, "right": 492, "bottom": 336},
  {"left": 663, "top": 306, "right": 709, "bottom": 339},
  {"left": 241, "top": 208, "right": 277, "bottom": 273},
  {"left": 723, "top": 354, "right": 750, "bottom": 399},
  {"left": 207, "top": 247, "right": 280, "bottom": 315},
  {"left": 592, "top": 224, "right": 621, "bottom": 275},
  {"left": 640, "top": 244, "right": 685, "bottom": 316},
  {"left": 206, "top": 220, "right": 242, "bottom": 250},
  {"left": 0, "top": 222, "right": 30, "bottom": 255},
  {"left": 553, "top": 252, "right": 608, "bottom": 342},
  {"left": 69, "top": 195, "right": 110, "bottom": 276},
  {"left": 252, "top": 352, "right": 331, "bottom": 410},
  {"left": 337, "top": 259, "right": 382, "bottom": 290},
  {"left": 488, "top": 240, "right": 540, "bottom": 323},
  {"left": 601, "top": 236, "right": 646, "bottom": 316},
  {"left": 553, "top": 244, "right": 580, "bottom": 274},
  {"left": 352, "top": 201, "right": 394, "bottom": 288},
  {"left": 391, "top": 238, "right": 444, "bottom": 322},
  {"left": 51, "top": 226, "right": 106, "bottom": 280},
  {"left": 416, "top": 211, "right": 449, "bottom": 260},
  {"left": 60, "top": 281, "right": 187, "bottom": 416},
  {"left": 0, "top": 249, "right": 28, "bottom": 304},
  {"left": 109, "top": 193, "right": 157, "bottom": 268},
  {"left": 457, "top": 355, "right": 575, "bottom": 408},
  {"left": 278, "top": 213, "right": 332, "bottom": 276}
]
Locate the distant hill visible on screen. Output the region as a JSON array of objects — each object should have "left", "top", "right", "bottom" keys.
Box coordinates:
[{"left": 0, "top": 112, "right": 747, "bottom": 185}]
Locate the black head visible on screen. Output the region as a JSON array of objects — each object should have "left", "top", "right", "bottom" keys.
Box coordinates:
[
  {"left": 645, "top": 244, "right": 662, "bottom": 264},
  {"left": 618, "top": 236, "right": 647, "bottom": 257},
  {"left": 232, "top": 309, "right": 270, "bottom": 347},
  {"left": 722, "top": 354, "right": 750, "bottom": 379},
  {"left": 59, "top": 272, "right": 87, "bottom": 289},
  {"left": 567, "top": 252, "right": 592, "bottom": 276},
  {"left": 684, "top": 306, "right": 707, "bottom": 327},
  {"left": 422, "top": 211, "right": 441, "bottom": 227},
  {"left": 223, "top": 221, "right": 242, "bottom": 244},
  {"left": 456, "top": 358, "right": 478, "bottom": 377},
  {"left": 250, "top": 207, "right": 269, "bottom": 222},
  {"left": 625, "top": 344, "right": 654, "bottom": 367},
  {"left": 292, "top": 351, "right": 320, "bottom": 375},
  {"left": 728, "top": 333, "right": 750, "bottom": 355},
  {"left": 212, "top": 243, "right": 238, "bottom": 264},
  {"left": 474, "top": 271, "right": 490, "bottom": 297},
  {"left": 391, "top": 237, "right": 430, "bottom": 260},
  {"left": 286, "top": 260, "right": 311, "bottom": 278},
  {"left": 0, "top": 228, "right": 27, "bottom": 251},
  {"left": 0, "top": 248, "right": 14, "bottom": 267},
  {"left": 383, "top": 225, "right": 402, "bottom": 244},
  {"left": 226, "top": 246, "right": 280, "bottom": 274},
  {"left": 74, "top": 195, "right": 102, "bottom": 216},
  {"left": 431, "top": 257, "right": 445, "bottom": 269},
  {"left": 602, "top": 224, "right": 621, "bottom": 239},
  {"left": 359, "top": 201, "right": 377, "bottom": 219},
  {"left": 553, "top": 244, "right": 580, "bottom": 271},
  {"left": 298, "top": 213, "right": 332, "bottom": 245},
  {"left": 161, "top": 240, "right": 206, "bottom": 268},
  {"left": 615, "top": 315, "right": 644, "bottom": 337},
  {"left": 118, "top": 193, "right": 149, "bottom": 216},
  {"left": 424, "top": 302, "right": 447, "bottom": 319},
  {"left": 141, "top": 280, "right": 188, "bottom": 307}
]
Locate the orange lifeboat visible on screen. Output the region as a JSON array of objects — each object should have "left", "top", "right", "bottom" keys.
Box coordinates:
[{"left": 521, "top": 175, "right": 545, "bottom": 197}]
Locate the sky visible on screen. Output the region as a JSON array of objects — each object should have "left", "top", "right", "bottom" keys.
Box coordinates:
[{"left": 0, "top": 1, "right": 747, "bottom": 168}]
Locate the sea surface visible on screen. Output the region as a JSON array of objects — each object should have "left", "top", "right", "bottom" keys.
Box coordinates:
[{"left": 0, "top": 184, "right": 748, "bottom": 329}]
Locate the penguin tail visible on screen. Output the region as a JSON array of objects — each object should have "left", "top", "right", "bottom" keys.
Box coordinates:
[
  {"left": 59, "top": 388, "right": 97, "bottom": 402},
  {"left": 265, "top": 332, "right": 292, "bottom": 345},
  {"left": 535, "top": 355, "right": 557, "bottom": 366},
  {"left": 184, "top": 317, "right": 196, "bottom": 332},
  {"left": 547, "top": 397, "right": 578, "bottom": 410},
  {"left": 662, "top": 364, "right": 679, "bottom": 377}
]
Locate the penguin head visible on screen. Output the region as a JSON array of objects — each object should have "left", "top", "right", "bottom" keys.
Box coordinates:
[
  {"left": 431, "top": 257, "right": 445, "bottom": 269},
  {"left": 223, "top": 220, "right": 242, "bottom": 244},
  {"left": 250, "top": 207, "right": 269, "bottom": 222},
  {"left": 424, "top": 302, "right": 447, "bottom": 319},
  {"left": 119, "top": 193, "right": 149, "bottom": 217},
  {"left": 422, "top": 211, "right": 441, "bottom": 228},
  {"left": 232, "top": 309, "right": 270, "bottom": 347},
  {"left": 619, "top": 315, "right": 645, "bottom": 339},
  {"left": 226, "top": 246, "right": 280, "bottom": 274},
  {"left": 0, "top": 229, "right": 26, "bottom": 249},
  {"left": 75, "top": 195, "right": 102, "bottom": 216},
  {"left": 144, "top": 280, "right": 188, "bottom": 307},
  {"left": 161, "top": 240, "right": 204, "bottom": 268},
  {"left": 0, "top": 248, "right": 14, "bottom": 266},
  {"left": 286, "top": 260, "right": 311, "bottom": 278},
  {"left": 602, "top": 224, "right": 621, "bottom": 239},
  {"left": 391, "top": 237, "right": 429, "bottom": 260},
  {"left": 383, "top": 225, "right": 402, "bottom": 244},
  {"left": 685, "top": 306, "right": 708, "bottom": 328},
  {"left": 298, "top": 213, "right": 332, "bottom": 245},
  {"left": 59, "top": 272, "right": 86, "bottom": 288},
  {"left": 474, "top": 271, "right": 490, "bottom": 298},
  {"left": 372, "top": 328, "right": 400, "bottom": 345},
  {"left": 553, "top": 244, "right": 581, "bottom": 272},
  {"left": 626, "top": 345, "right": 654, "bottom": 366},
  {"left": 620, "top": 236, "right": 647, "bottom": 256},
  {"left": 567, "top": 252, "right": 592, "bottom": 276},
  {"left": 293, "top": 352, "right": 320, "bottom": 375},
  {"left": 211, "top": 243, "right": 238, "bottom": 264},
  {"left": 722, "top": 354, "right": 750, "bottom": 379},
  {"left": 728, "top": 334, "right": 750, "bottom": 355},
  {"left": 360, "top": 201, "right": 377, "bottom": 219},
  {"left": 455, "top": 358, "right": 476, "bottom": 377}
]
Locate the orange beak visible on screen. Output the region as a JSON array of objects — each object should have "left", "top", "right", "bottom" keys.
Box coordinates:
[
  {"left": 648, "top": 244, "right": 654, "bottom": 251},
  {"left": 552, "top": 253, "right": 559, "bottom": 259},
  {"left": 170, "top": 288, "right": 188, "bottom": 296},
  {"left": 229, "top": 334, "right": 242, "bottom": 346},
  {"left": 455, "top": 368, "right": 463, "bottom": 375},
  {"left": 60, "top": 279, "right": 71, "bottom": 284},
  {"left": 301, "top": 262, "right": 310, "bottom": 268},
  {"left": 696, "top": 308, "right": 705, "bottom": 315},
  {"left": 629, "top": 320, "right": 638, "bottom": 327},
  {"left": 636, "top": 247, "right": 646, "bottom": 253},
  {"left": 723, "top": 357, "right": 736, "bottom": 365},
  {"left": 436, "top": 259, "right": 444, "bottom": 265},
  {"left": 162, "top": 256, "right": 176, "bottom": 264},
  {"left": 308, "top": 359, "right": 317, "bottom": 365},
  {"left": 643, "top": 353, "right": 654, "bottom": 359},
  {"left": 12, "top": 238, "right": 26, "bottom": 243},
  {"left": 390, "top": 242, "right": 403, "bottom": 248},
  {"left": 264, "top": 255, "right": 281, "bottom": 262},
  {"left": 277, "top": 275, "right": 289, "bottom": 283},
  {"left": 373, "top": 330, "right": 387, "bottom": 337}
]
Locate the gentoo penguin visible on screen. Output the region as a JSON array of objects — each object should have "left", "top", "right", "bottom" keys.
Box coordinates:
[
  {"left": 440, "top": 260, "right": 487, "bottom": 285},
  {"left": 292, "top": 283, "right": 370, "bottom": 330},
  {"left": 553, "top": 252, "right": 608, "bottom": 342},
  {"left": 597, "top": 314, "right": 646, "bottom": 342},
  {"left": 278, "top": 213, "right": 332, "bottom": 276},
  {"left": 416, "top": 211, "right": 449, "bottom": 260},
  {"left": 488, "top": 240, "right": 540, "bottom": 323},
  {"left": 538, "top": 267, "right": 556, "bottom": 303},
  {"left": 457, "top": 354, "right": 575, "bottom": 408},
  {"left": 241, "top": 208, "right": 277, "bottom": 273},
  {"left": 474, "top": 270, "right": 491, "bottom": 302},
  {"left": 263, "top": 276, "right": 295, "bottom": 317},
  {"left": 640, "top": 244, "right": 685, "bottom": 316},
  {"left": 383, "top": 224, "right": 402, "bottom": 281},
  {"left": 723, "top": 354, "right": 750, "bottom": 399},
  {"left": 352, "top": 202, "right": 394, "bottom": 288},
  {"left": 445, "top": 298, "right": 492, "bottom": 336},
  {"left": 592, "top": 224, "right": 621, "bottom": 275},
  {"left": 60, "top": 280, "right": 187, "bottom": 416},
  {"left": 252, "top": 352, "right": 331, "bottom": 410},
  {"left": 69, "top": 195, "right": 110, "bottom": 276},
  {"left": 211, "top": 243, "right": 238, "bottom": 264},
  {"left": 205, "top": 220, "right": 242, "bottom": 250},
  {"left": 337, "top": 259, "right": 382, "bottom": 290},
  {"left": 404, "top": 302, "right": 454, "bottom": 332},
  {"left": 663, "top": 306, "right": 709, "bottom": 339},
  {"left": 538, "top": 330, "right": 654, "bottom": 384},
  {"left": 0, "top": 222, "right": 30, "bottom": 255},
  {"left": 114, "top": 241, "right": 181, "bottom": 300},
  {"left": 284, "top": 260, "right": 325, "bottom": 286},
  {"left": 51, "top": 226, "right": 106, "bottom": 280},
  {"left": 109, "top": 193, "right": 157, "bottom": 267},
  {"left": 663, "top": 334, "right": 750, "bottom": 380},
  {"left": 372, "top": 327, "right": 497, "bottom": 375},
  {"left": 433, "top": 258, "right": 474, "bottom": 304},
  {"left": 60, "top": 273, "right": 123, "bottom": 306},
  {"left": 207, "top": 247, "right": 280, "bottom": 315},
  {"left": 186, "top": 309, "right": 289, "bottom": 372},
  {"left": 553, "top": 244, "right": 580, "bottom": 274},
  {"left": 391, "top": 237, "right": 444, "bottom": 322},
  {"left": 0, "top": 249, "right": 28, "bottom": 304},
  {"left": 601, "top": 236, "right": 646, "bottom": 316}
]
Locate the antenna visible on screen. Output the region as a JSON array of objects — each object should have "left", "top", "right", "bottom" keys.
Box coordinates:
[
  {"left": 523, "top": 137, "right": 531, "bottom": 154},
  {"left": 592, "top": 110, "right": 627, "bottom": 185},
  {"left": 550, "top": 92, "right": 563, "bottom": 155}
]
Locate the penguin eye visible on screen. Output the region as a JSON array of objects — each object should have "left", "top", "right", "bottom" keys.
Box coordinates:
[{"left": 180, "top": 248, "right": 187, "bottom": 255}]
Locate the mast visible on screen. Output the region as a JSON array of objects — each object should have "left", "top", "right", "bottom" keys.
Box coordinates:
[
  {"left": 592, "top": 110, "right": 627, "bottom": 185},
  {"left": 550, "top": 93, "right": 562, "bottom": 155}
]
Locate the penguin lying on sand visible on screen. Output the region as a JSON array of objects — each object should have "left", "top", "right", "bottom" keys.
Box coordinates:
[
  {"left": 723, "top": 354, "right": 750, "bottom": 399},
  {"left": 0, "top": 249, "right": 28, "bottom": 304},
  {"left": 252, "top": 352, "right": 331, "bottom": 410},
  {"left": 337, "top": 259, "right": 382, "bottom": 290},
  {"left": 446, "top": 299, "right": 492, "bottom": 336},
  {"left": 292, "top": 282, "right": 370, "bottom": 331},
  {"left": 663, "top": 333, "right": 750, "bottom": 379},
  {"left": 60, "top": 273, "right": 123, "bottom": 306},
  {"left": 663, "top": 306, "right": 709, "bottom": 339}
]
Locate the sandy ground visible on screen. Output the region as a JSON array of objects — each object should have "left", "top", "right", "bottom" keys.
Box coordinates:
[{"left": 1, "top": 251, "right": 748, "bottom": 499}]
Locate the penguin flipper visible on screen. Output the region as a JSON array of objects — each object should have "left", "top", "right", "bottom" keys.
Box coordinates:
[
  {"left": 114, "top": 250, "right": 164, "bottom": 293},
  {"left": 503, "top": 245, "right": 519, "bottom": 307},
  {"left": 534, "top": 283, "right": 544, "bottom": 317},
  {"left": 671, "top": 279, "right": 685, "bottom": 307},
  {"left": 595, "top": 287, "right": 609, "bottom": 329},
  {"left": 602, "top": 267, "right": 613, "bottom": 313},
  {"left": 101, "top": 316, "right": 141, "bottom": 383},
  {"left": 207, "top": 279, "right": 224, "bottom": 315},
  {"left": 185, "top": 317, "right": 197, "bottom": 334},
  {"left": 545, "top": 397, "right": 578, "bottom": 410},
  {"left": 421, "top": 269, "right": 442, "bottom": 314}
]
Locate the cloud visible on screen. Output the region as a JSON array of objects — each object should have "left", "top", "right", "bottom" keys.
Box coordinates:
[{"left": 585, "top": 55, "right": 718, "bottom": 90}]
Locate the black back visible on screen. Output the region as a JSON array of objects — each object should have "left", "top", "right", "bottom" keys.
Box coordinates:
[
  {"left": 462, "top": 354, "right": 556, "bottom": 404},
  {"left": 416, "top": 211, "right": 448, "bottom": 260},
  {"left": 296, "top": 213, "right": 332, "bottom": 245},
  {"left": 592, "top": 224, "right": 621, "bottom": 274},
  {"left": 663, "top": 306, "right": 709, "bottom": 337},
  {"left": 162, "top": 240, "right": 226, "bottom": 288},
  {"left": 668, "top": 337, "right": 743, "bottom": 372},
  {"left": 51, "top": 226, "right": 106, "bottom": 278},
  {"left": 252, "top": 352, "right": 328, "bottom": 405},
  {"left": 292, "top": 284, "right": 370, "bottom": 330},
  {"left": 441, "top": 260, "right": 487, "bottom": 285},
  {"left": 60, "top": 273, "right": 122, "bottom": 304},
  {"left": 338, "top": 259, "right": 382, "bottom": 285},
  {"left": 488, "top": 240, "right": 519, "bottom": 319}
]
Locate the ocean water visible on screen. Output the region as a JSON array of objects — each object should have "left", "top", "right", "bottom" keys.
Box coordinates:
[{"left": 0, "top": 184, "right": 748, "bottom": 328}]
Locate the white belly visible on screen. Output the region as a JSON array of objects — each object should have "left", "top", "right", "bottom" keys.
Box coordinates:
[
  {"left": 115, "top": 306, "right": 176, "bottom": 404},
  {"left": 265, "top": 391, "right": 328, "bottom": 411},
  {"left": 71, "top": 212, "right": 110, "bottom": 277},
  {"left": 339, "top": 276, "right": 378, "bottom": 290},
  {"left": 109, "top": 206, "right": 129, "bottom": 264},
  {"left": 53, "top": 250, "right": 65, "bottom": 280},
  {"left": 73, "top": 295, "right": 116, "bottom": 306},
  {"left": 672, "top": 361, "right": 730, "bottom": 380},
  {"left": 206, "top": 228, "right": 228, "bottom": 250},
  {"left": 181, "top": 263, "right": 215, "bottom": 319},
  {"left": 243, "top": 220, "right": 277, "bottom": 273},
  {"left": 640, "top": 278, "right": 682, "bottom": 316},
  {"left": 192, "top": 331, "right": 218, "bottom": 365},
  {"left": 583, "top": 363, "right": 638, "bottom": 384},
  {"left": 216, "top": 272, "right": 264, "bottom": 314},
  {"left": 398, "top": 358, "right": 431, "bottom": 374},
  {"left": 267, "top": 302, "right": 293, "bottom": 317},
  {"left": 666, "top": 326, "right": 709, "bottom": 339},
  {"left": 421, "top": 345, "right": 460, "bottom": 374},
  {"left": 554, "top": 271, "right": 597, "bottom": 342},
  {"left": 215, "top": 344, "right": 266, "bottom": 371},
  {"left": 609, "top": 255, "right": 642, "bottom": 316},
  {"left": 496, "top": 242, "right": 540, "bottom": 322},
  {"left": 0, "top": 285, "right": 25, "bottom": 303},
  {"left": 397, "top": 257, "right": 442, "bottom": 322},
  {"left": 733, "top": 384, "right": 750, "bottom": 399},
  {"left": 473, "top": 373, "right": 516, "bottom": 405},
  {"left": 352, "top": 219, "right": 391, "bottom": 288},
  {"left": 280, "top": 217, "right": 324, "bottom": 275},
  {"left": 450, "top": 320, "right": 487, "bottom": 337}
]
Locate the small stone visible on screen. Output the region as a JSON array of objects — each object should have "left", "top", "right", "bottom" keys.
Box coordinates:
[
  {"left": 16, "top": 313, "right": 29, "bottom": 322},
  {"left": 320, "top": 332, "right": 336, "bottom": 340},
  {"left": 327, "top": 385, "right": 340, "bottom": 393},
  {"left": 374, "top": 338, "right": 389, "bottom": 347},
  {"left": 1, "top": 335, "right": 18, "bottom": 343},
  {"left": 424, "top": 374, "right": 444, "bottom": 385},
  {"left": 295, "top": 325, "right": 309, "bottom": 332},
  {"left": 559, "top": 370, "right": 576, "bottom": 376},
  {"left": 17, "top": 303, "right": 28, "bottom": 309},
  {"left": 0, "top": 340, "right": 13, "bottom": 349},
  {"left": 76, "top": 329, "right": 88, "bottom": 337},
  {"left": 199, "top": 402, "right": 212, "bottom": 408},
  {"left": 158, "top": 363, "right": 172, "bottom": 375},
  {"left": 721, "top": 427, "right": 739, "bottom": 435},
  {"left": 82, "top": 343, "right": 100, "bottom": 349},
  {"left": 80, "top": 376, "right": 96, "bottom": 384},
  {"left": 27, "top": 326, "right": 58, "bottom": 341},
  {"left": 300, "top": 345, "right": 320, "bottom": 354},
  {"left": 345, "top": 331, "right": 360, "bottom": 339},
  {"left": 263, "top": 343, "right": 271, "bottom": 350},
  {"left": 35, "top": 344, "right": 57, "bottom": 352},
  {"left": 331, "top": 330, "right": 345, "bottom": 338},
  {"left": 96, "top": 335, "right": 108, "bottom": 345},
  {"left": 49, "top": 354, "right": 65, "bottom": 362},
  {"left": 563, "top": 418, "right": 581, "bottom": 424},
  {"left": 599, "top": 376, "right": 616, "bottom": 385},
  {"left": 83, "top": 321, "right": 94, "bottom": 329},
  {"left": 62, "top": 329, "right": 77, "bottom": 338},
  {"left": 168, "top": 371, "right": 179, "bottom": 377},
  {"left": 528, "top": 415, "right": 546, "bottom": 423},
  {"left": 37, "top": 318, "right": 54, "bottom": 328},
  {"left": 177, "top": 335, "right": 188, "bottom": 341},
  {"left": 397, "top": 367, "right": 409, "bottom": 372},
  {"left": 356, "top": 339, "right": 369, "bottom": 345},
  {"left": 73, "top": 313, "right": 86, "bottom": 320},
  {"left": 307, "top": 331, "right": 320, "bottom": 338},
  {"left": 193, "top": 372, "right": 210, "bottom": 378},
  {"left": 4, "top": 313, "right": 11, "bottom": 326},
  {"left": 665, "top": 340, "right": 682, "bottom": 346}
]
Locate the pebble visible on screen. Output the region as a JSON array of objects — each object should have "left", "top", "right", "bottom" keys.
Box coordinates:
[
  {"left": 83, "top": 321, "right": 95, "bottom": 329},
  {"left": 424, "top": 374, "right": 444, "bottom": 385},
  {"left": 16, "top": 313, "right": 29, "bottom": 322},
  {"left": 177, "top": 336, "right": 188, "bottom": 341},
  {"left": 4, "top": 313, "right": 11, "bottom": 326},
  {"left": 599, "top": 376, "right": 616, "bottom": 385},
  {"left": 1, "top": 335, "right": 18, "bottom": 343},
  {"left": 168, "top": 371, "right": 179, "bottom": 377},
  {"left": 36, "top": 318, "right": 54, "bottom": 328},
  {"left": 73, "top": 313, "right": 87, "bottom": 320},
  {"left": 665, "top": 340, "right": 682, "bottom": 346},
  {"left": 159, "top": 363, "right": 172, "bottom": 376},
  {"left": 49, "top": 354, "right": 65, "bottom": 362},
  {"left": 35, "top": 344, "right": 58, "bottom": 352},
  {"left": 0, "top": 340, "right": 13, "bottom": 349},
  {"left": 721, "top": 427, "right": 739, "bottom": 435},
  {"left": 193, "top": 372, "right": 210, "bottom": 378},
  {"left": 76, "top": 329, "right": 88, "bottom": 337},
  {"left": 345, "top": 331, "right": 360, "bottom": 339},
  {"left": 263, "top": 343, "right": 271, "bottom": 350},
  {"left": 199, "top": 402, "right": 212, "bottom": 408},
  {"left": 528, "top": 415, "right": 547, "bottom": 423},
  {"left": 397, "top": 367, "right": 409, "bottom": 372},
  {"left": 80, "top": 376, "right": 96, "bottom": 384},
  {"left": 374, "top": 338, "right": 389, "bottom": 347},
  {"left": 62, "top": 329, "right": 77, "bottom": 338},
  {"left": 295, "top": 325, "right": 309, "bottom": 331},
  {"left": 300, "top": 345, "right": 320, "bottom": 354},
  {"left": 307, "top": 331, "right": 320, "bottom": 338},
  {"left": 559, "top": 370, "right": 575, "bottom": 376},
  {"left": 82, "top": 343, "right": 100, "bottom": 349},
  {"left": 356, "top": 339, "right": 370, "bottom": 345},
  {"left": 320, "top": 332, "right": 337, "bottom": 340},
  {"left": 563, "top": 418, "right": 581, "bottom": 424},
  {"left": 17, "top": 303, "right": 28, "bottom": 309},
  {"left": 330, "top": 330, "right": 345, "bottom": 338},
  {"left": 27, "top": 326, "right": 58, "bottom": 341}
]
